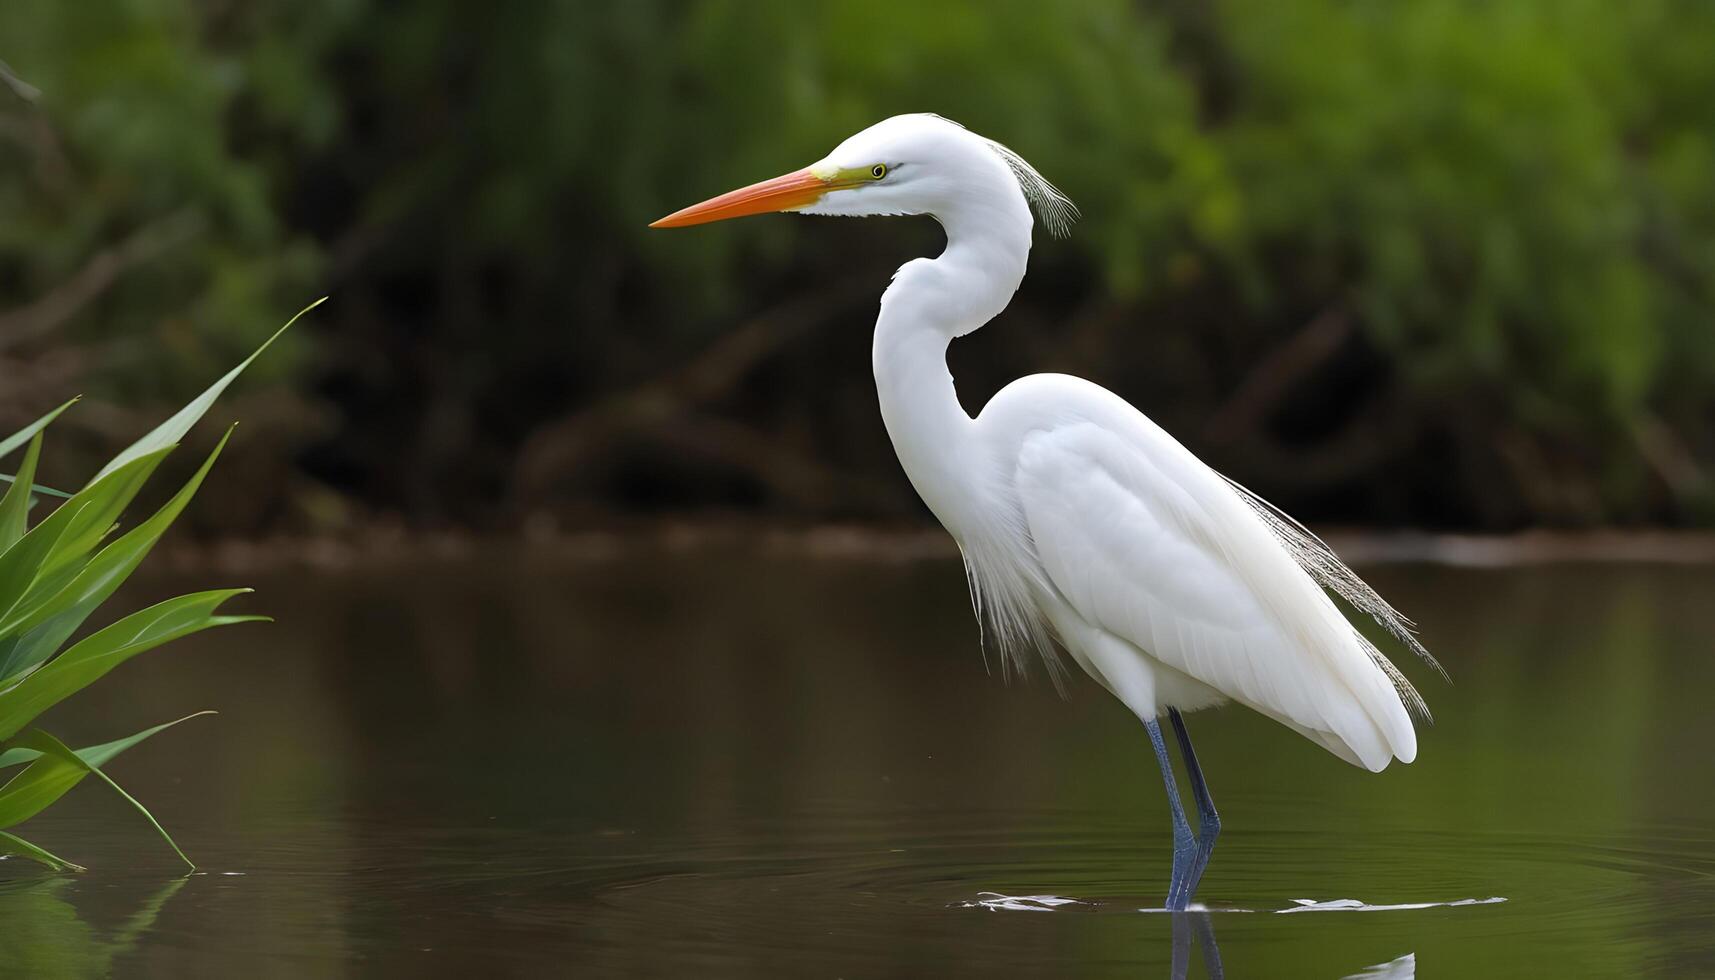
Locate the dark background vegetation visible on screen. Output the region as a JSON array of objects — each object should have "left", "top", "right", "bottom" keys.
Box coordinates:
[{"left": 4, "top": 0, "right": 1713, "bottom": 536}]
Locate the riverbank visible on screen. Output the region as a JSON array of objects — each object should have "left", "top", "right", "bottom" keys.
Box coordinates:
[{"left": 150, "top": 520, "right": 1715, "bottom": 573}]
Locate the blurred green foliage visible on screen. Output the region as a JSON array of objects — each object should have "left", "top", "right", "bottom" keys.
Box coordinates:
[
  {"left": 2, "top": 0, "right": 1712, "bottom": 529},
  {"left": 0, "top": 1, "right": 321, "bottom": 394}
]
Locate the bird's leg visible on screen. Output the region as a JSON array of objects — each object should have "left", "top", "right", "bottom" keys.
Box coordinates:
[
  {"left": 1190, "top": 911, "right": 1224, "bottom": 980},
  {"left": 1170, "top": 909, "right": 1225, "bottom": 980},
  {"left": 1146, "top": 716, "right": 1198, "bottom": 911},
  {"left": 1168, "top": 707, "right": 1221, "bottom": 901},
  {"left": 1169, "top": 909, "right": 1192, "bottom": 980}
]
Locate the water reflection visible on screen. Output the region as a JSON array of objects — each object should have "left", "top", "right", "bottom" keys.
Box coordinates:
[
  {"left": 1170, "top": 911, "right": 1224, "bottom": 979},
  {"left": 1343, "top": 952, "right": 1417, "bottom": 978},
  {"left": 0, "top": 874, "right": 183, "bottom": 974},
  {"left": 960, "top": 895, "right": 1437, "bottom": 978},
  {"left": 955, "top": 902, "right": 1418, "bottom": 979},
  {"left": 1173, "top": 912, "right": 1417, "bottom": 979},
  {"left": 1280, "top": 897, "right": 1506, "bottom": 913},
  {"left": 5, "top": 555, "right": 1712, "bottom": 975},
  {"left": 1166, "top": 914, "right": 1419, "bottom": 980}
]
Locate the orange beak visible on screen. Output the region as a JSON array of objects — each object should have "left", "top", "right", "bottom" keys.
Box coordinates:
[{"left": 650, "top": 168, "right": 829, "bottom": 228}]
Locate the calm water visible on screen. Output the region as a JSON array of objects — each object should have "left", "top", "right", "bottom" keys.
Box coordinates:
[{"left": 2, "top": 550, "right": 1713, "bottom": 977}]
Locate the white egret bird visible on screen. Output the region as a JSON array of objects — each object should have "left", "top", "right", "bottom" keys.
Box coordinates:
[{"left": 652, "top": 114, "right": 1436, "bottom": 910}]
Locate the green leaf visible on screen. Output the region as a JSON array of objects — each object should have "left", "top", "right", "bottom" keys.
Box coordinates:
[
  {"left": 0, "top": 398, "right": 79, "bottom": 505},
  {"left": 0, "top": 590, "right": 261, "bottom": 741},
  {"left": 0, "top": 829, "right": 82, "bottom": 872},
  {"left": 0, "top": 398, "right": 77, "bottom": 463},
  {"left": 0, "top": 476, "right": 74, "bottom": 501},
  {"left": 0, "top": 433, "right": 43, "bottom": 550},
  {"left": 0, "top": 429, "right": 235, "bottom": 681},
  {"left": 88, "top": 297, "right": 325, "bottom": 487},
  {"left": 0, "top": 731, "right": 89, "bottom": 829},
  {"left": 0, "top": 715, "right": 214, "bottom": 872},
  {"left": 0, "top": 448, "right": 174, "bottom": 638},
  {"left": 0, "top": 711, "right": 216, "bottom": 771},
  {"left": 7, "top": 729, "right": 195, "bottom": 869}
]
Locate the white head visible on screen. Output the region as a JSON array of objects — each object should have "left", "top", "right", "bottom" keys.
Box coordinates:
[{"left": 651, "top": 113, "right": 1076, "bottom": 239}]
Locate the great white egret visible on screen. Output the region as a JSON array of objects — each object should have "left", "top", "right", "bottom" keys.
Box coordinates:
[{"left": 652, "top": 114, "right": 1437, "bottom": 910}]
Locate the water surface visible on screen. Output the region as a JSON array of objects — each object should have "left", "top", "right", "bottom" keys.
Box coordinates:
[{"left": 3, "top": 551, "right": 1713, "bottom": 976}]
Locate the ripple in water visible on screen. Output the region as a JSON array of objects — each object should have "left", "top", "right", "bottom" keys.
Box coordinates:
[{"left": 957, "top": 892, "right": 1508, "bottom": 914}]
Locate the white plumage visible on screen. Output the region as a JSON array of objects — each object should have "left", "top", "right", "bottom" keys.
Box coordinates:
[
  {"left": 813, "top": 115, "right": 1433, "bottom": 773},
  {"left": 652, "top": 112, "right": 1438, "bottom": 906},
  {"left": 992, "top": 373, "right": 1421, "bottom": 771}
]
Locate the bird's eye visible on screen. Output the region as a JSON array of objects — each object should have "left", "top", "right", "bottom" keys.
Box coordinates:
[{"left": 871, "top": 164, "right": 888, "bottom": 180}]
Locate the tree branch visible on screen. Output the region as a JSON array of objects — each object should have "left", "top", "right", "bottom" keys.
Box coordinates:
[
  {"left": 0, "top": 210, "right": 204, "bottom": 352},
  {"left": 512, "top": 277, "right": 876, "bottom": 500},
  {"left": 652, "top": 412, "right": 910, "bottom": 514},
  {"left": 1204, "top": 302, "right": 1354, "bottom": 445},
  {"left": 1209, "top": 389, "right": 1411, "bottom": 490},
  {"left": 0, "top": 59, "right": 40, "bottom": 103}
]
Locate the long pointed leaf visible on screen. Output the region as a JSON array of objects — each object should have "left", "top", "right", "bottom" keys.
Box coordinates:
[
  {"left": 0, "top": 712, "right": 211, "bottom": 869},
  {"left": 0, "top": 829, "right": 82, "bottom": 871},
  {"left": 0, "top": 590, "right": 260, "bottom": 741},
  {"left": 11, "top": 729, "right": 195, "bottom": 869},
  {"left": 0, "top": 397, "right": 78, "bottom": 462},
  {"left": 0, "top": 448, "right": 175, "bottom": 639},
  {"left": 0, "top": 518, "right": 82, "bottom": 690},
  {"left": 42, "top": 449, "right": 174, "bottom": 575},
  {"left": 89, "top": 297, "right": 325, "bottom": 486},
  {"left": 0, "top": 430, "right": 234, "bottom": 681},
  {"left": 0, "top": 733, "right": 88, "bottom": 828},
  {"left": 0, "top": 711, "right": 216, "bottom": 771},
  {"left": 0, "top": 433, "right": 43, "bottom": 550},
  {"left": 0, "top": 476, "right": 73, "bottom": 500}
]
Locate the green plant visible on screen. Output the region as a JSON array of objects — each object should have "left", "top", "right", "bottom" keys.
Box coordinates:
[{"left": 0, "top": 299, "right": 322, "bottom": 873}]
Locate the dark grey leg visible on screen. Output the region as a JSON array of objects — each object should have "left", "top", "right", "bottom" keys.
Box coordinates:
[
  {"left": 1172, "top": 910, "right": 1225, "bottom": 980},
  {"left": 1170, "top": 910, "right": 1191, "bottom": 980},
  {"left": 1145, "top": 716, "right": 1197, "bottom": 911},
  {"left": 1168, "top": 707, "right": 1221, "bottom": 900},
  {"left": 1191, "top": 911, "right": 1224, "bottom": 979}
]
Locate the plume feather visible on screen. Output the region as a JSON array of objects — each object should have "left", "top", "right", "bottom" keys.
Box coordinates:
[{"left": 1224, "top": 474, "right": 1446, "bottom": 719}]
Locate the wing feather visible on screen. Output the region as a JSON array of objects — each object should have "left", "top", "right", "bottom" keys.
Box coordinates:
[{"left": 998, "top": 379, "right": 1424, "bottom": 770}]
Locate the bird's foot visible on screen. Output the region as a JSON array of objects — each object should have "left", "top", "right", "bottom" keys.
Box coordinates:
[{"left": 1165, "top": 829, "right": 1199, "bottom": 911}]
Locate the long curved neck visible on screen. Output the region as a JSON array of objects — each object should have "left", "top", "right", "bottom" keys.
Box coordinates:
[{"left": 872, "top": 198, "right": 1032, "bottom": 534}]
